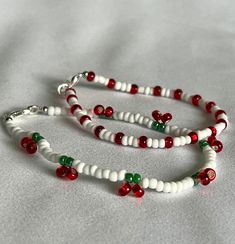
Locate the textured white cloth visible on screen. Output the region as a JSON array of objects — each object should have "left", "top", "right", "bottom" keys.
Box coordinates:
[{"left": 0, "top": 1, "right": 234, "bottom": 243}]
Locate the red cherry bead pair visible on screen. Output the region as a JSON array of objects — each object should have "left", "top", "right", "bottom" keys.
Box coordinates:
[
  {"left": 20, "top": 137, "right": 37, "bottom": 154},
  {"left": 152, "top": 110, "right": 173, "bottom": 124},
  {"left": 197, "top": 168, "right": 216, "bottom": 185},
  {"left": 56, "top": 166, "right": 78, "bottom": 180},
  {"left": 118, "top": 183, "right": 144, "bottom": 198},
  {"left": 94, "top": 104, "right": 114, "bottom": 117},
  {"left": 207, "top": 136, "right": 223, "bottom": 153}
]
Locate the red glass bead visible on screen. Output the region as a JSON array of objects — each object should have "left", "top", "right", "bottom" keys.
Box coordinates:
[
  {"left": 138, "top": 136, "right": 148, "bottom": 148},
  {"left": 67, "top": 168, "right": 78, "bottom": 180},
  {"left": 174, "top": 89, "right": 183, "bottom": 100},
  {"left": 21, "top": 137, "right": 32, "bottom": 148},
  {"left": 118, "top": 182, "right": 132, "bottom": 196},
  {"left": 66, "top": 94, "right": 77, "bottom": 103},
  {"left": 94, "top": 125, "right": 105, "bottom": 138},
  {"left": 192, "top": 94, "right": 202, "bottom": 106},
  {"left": 208, "top": 126, "right": 217, "bottom": 137},
  {"left": 204, "top": 168, "right": 216, "bottom": 181},
  {"left": 165, "top": 136, "right": 173, "bottom": 148},
  {"left": 197, "top": 170, "right": 210, "bottom": 185},
  {"left": 152, "top": 110, "right": 161, "bottom": 121},
  {"left": 206, "top": 101, "right": 216, "bottom": 113},
  {"left": 207, "top": 136, "right": 216, "bottom": 145},
  {"left": 153, "top": 86, "right": 161, "bottom": 96},
  {"left": 215, "top": 110, "right": 226, "bottom": 120},
  {"left": 26, "top": 141, "right": 37, "bottom": 154},
  {"left": 79, "top": 115, "right": 91, "bottom": 125},
  {"left": 161, "top": 113, "right": 172, "bottom": 124},
  {"left": 188, "top": 132, "right": 198, "bottom": 144},
  {"left": 107, "top": 79, "right": 116, "bottom": 89},
  {"left": 130, "top": 84, "right": 138, "bottom": 94},
  {"left": 87, "top": 71, "right": 95, "bottom": 82},
  {"left": 211, "top": 140, "right": 223, "bottom": 153},
  {"left": 114, "top": 132, "right": 124, "bottom": 145},
  {"left": 94, "top": 104, "right": 104, "bottom": 115},
  {"left": 56, "top": 165, "right": 70, "bottom": 178},
  {"left": 216, "top": 119, "right": 227, "bottom": 129},
  {"left": 132, "top": 184, "right": 145, "bottom": 198},
  {"left": 70, "top": 104, "right": 82, "bottom": 115},
  {"left": 104, "top": 106, "right": 113, "bottom": 117}
]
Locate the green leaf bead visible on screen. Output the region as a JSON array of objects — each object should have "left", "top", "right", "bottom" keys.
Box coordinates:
[
  {"left": 32, "top": 132, "right": 41, "bottom": 142},
  {"left": 152, "top": 121, "right": 159, "bottom": 131},
  {"left": 59, "top": 155, "right": 68, "bottom": 165},
  {"left": 125, "top": 173, "right": 133, "bottom": 183},
  {"left": 65, "top": 157, "right": 74, "bottom": 167},
  {"left": 133, "top": 173, "right": 141, "bottom": 184},
  {"left": 199, "top": 140, "right": 209, "bottom": 149},
  {"left": 158, "top": 123, "right": 166, "bottom": 133}
]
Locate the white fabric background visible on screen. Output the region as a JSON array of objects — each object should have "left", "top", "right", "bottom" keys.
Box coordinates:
[{"left": 0, "top": 1, "right": 234, "bottom": 243}]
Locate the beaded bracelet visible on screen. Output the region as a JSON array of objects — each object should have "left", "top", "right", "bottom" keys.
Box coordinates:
[
  {"left": 3, "top": 105, "right": 218, "bottom": 197},
  {"left": 57, "top": 71, "right": 228, "bottom": 149}
]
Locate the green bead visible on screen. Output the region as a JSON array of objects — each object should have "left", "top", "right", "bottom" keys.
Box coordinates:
[
  {"left": 133, "top": 173, "right": 141, "bottom": 184},
  {"left": 158, "top": 123, "right": 166, "bottom": 133},
  {"left": 191, "top": 172, "right": 199, "bottom": 185},
  {"left": 152, "top": 121, "right": 159, "bottom": 130},
  {"left": 37, "top": 135, "right": 44, "bottom": 142},
  {"left": 125, "top": 173, "right": 133, "bottom": 183},
  {"left": 65, "top": 157, "right": 74, "bottom": 167},
  {"left": 32, "top": 132, "right": 41, "bottom": 142},
  {"left": 59, "top": 155, "right": 68, "bottom": 165},
  {"left": 199, "top": 140, "right": 209, "bottom": 149}
]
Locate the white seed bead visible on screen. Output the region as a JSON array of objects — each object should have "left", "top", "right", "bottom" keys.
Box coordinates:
[
  {"left": 118, "top": 170, "right": 126, "bottom": 181},
  {"left": 159, "top": 139, "right": 165, "bottom": 148},
  {"left": 149, "top": 178, "right": 158, "bottom": 189},
  {"left": 90, "top": 165, "right": 98, "bottom": 176},
  {"left": 152, "top": 139, "right": 159, "bottom": 148},
  {"left": 156, "top": 181, "right": 164, "bottom": 192},
  {"left": 48, "top": 106, "right": 55, "bottom": 116},
  {"left": 142, "top": 177, "right": 150, "bottom": 189},
  {"left": 163, "top": 182, "right": 171, "bottom": 193},
  {"left": 95, "top": 168, "right": 103, "bottom": 179},
  {"left": 176, "top": 181, "right": 183, "bottom": 193},
  {"left": 147, "top": 138, "right": 153, "bottom": 147},
  {"left": 83, "top": 165, "right": 90, "bottom": 175},
  {"left": 121, "top": 136, "right": 128, "bottom": 146},
  {"left": 128, "top": 136, "right": 134, "bottom": 145},
  {"left": 109, "top": 171, "right": 118, "bottom": 182},
  {"left": 103, "top": 169, "right": 110, "bottom": 179},
  {"left": 173, "top": 137, "right": 181, "bottom": 147},
  {"left": 171, "top": 182, "right": 178, "bottom": 193},
  {"left": 77, "top": 162, "right": 86, "bottom": 173}
]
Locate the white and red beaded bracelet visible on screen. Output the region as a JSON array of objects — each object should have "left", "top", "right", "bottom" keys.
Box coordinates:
[
  {"left": 57, "top": 71, "right": 228, "bottom": 150},
  {"left": 3, "top": 105, "right": 218, "bottom": 198}
]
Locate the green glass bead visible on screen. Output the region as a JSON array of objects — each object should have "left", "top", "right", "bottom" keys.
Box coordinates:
[
  {"left": 152, "top": 121, "right": 159, "bottom": 130},
  {"left": 59, "top": 155, "right": 68, "bottom": 165},
  {"left": 133, "top": 173, "right": 141, "bottom": 184},
  {"left": 37, "top": 135, "right": 44, "bottom": 142},
  {"left": 199, "top": 140, "right": 209, "bottom": 149},
  {"left": 158, "top": 123, "right": 166, "bottom": 133},
  {"left": 191, "top": 172, "right": 199, "bottom": 185},
  {"left": 125, "top": 173, "right": 133, "bottom": 183},
  {"left": 32, "top": 132, "right": 41, "bottom": 142},
  {"left": 65, "top": 157, "right": 74, "bottom": 167}
]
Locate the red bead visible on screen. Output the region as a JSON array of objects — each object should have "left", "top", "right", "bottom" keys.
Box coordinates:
[
  {"left": 67, "top": 168, "right": 78, "bottom": 180},
  {"left": 192, "top": 95, "right": 202, "bottom": 106},
  {"left": 206, "top": 101, "right": 216, "bottom": 113},
  {"left": 174, "top": 89, "right": 183, "bottom": 100},
  {"left": 152, "top": 110, "right": 161, "bottom": 121},
  {"left": 107, "top": 79, "right": 116, "bottom": 89},
  {"left": 130, "top": 84, "right": 138, "bottom": 94},
  {"left": 70, "top": 104, "right": 82, "bottom": 115},
  {"left": 26, "top": 141, "right": 37, "bottom": 154},
  {"left": 188, "top": 132, "right": 198, "bottom": 144},
  {"left": 94, "top": 125, "right": 105, "bottom": 138},
  {"left": 207, "top": 136, "right": 216, "bottom": 145},
  {"left": 216, "top": 119, "right": 227, "bottom": 129},
  {"left": 79, "top": 115, "right": 91, "bottom": 125},
  {"left": 211, "top": 140, "right": 223, "bottom": 153},
  {"left": 204, "top": 168, "right": 216, "bottom": 181},
  {"left": 153, "top": 86, "right": 161, "bottom": 96},
  {"left": 118, "top": 182, "right": 132, "bottom": 196},
  {"left": 104, "top": 106, "right": 113, "bottom": 117},
  {"left": 161, "top": 113, "right": 172, "bottom": 124},
  {"left": 94, "top": 104, "right": 104, "bottom": 115},
  {"left": 114, "top": 132, "right": 124, "bottom": 145},
  {"left": 21, "top": 137, "right": 32, "bottom": 148},
  {"left": 66, "top": 94, "right": 77, "bottom": 103},
  {"left": 87, "top": 71, "right": 95, "bottom": 82},
  {"left": 138, "top": 136, "right": 148, "bottom": 148},
  {"left": 56, "top": 165, "right": 70, "bottom": 178},
  {"left": 132, "top": 184, "right": 145, "bottom": 198},
  {"left": 215, "top": 110, "right": 226, "bottom": 120},
  {"left": 165, "top": 136, "right": 173, "bottom": 148},
  {"left": 208, "top": 126, "right": 217, "bottom": 136},
  {"left": 197, "top": 171, "right": 210, "bottom": 185}
]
